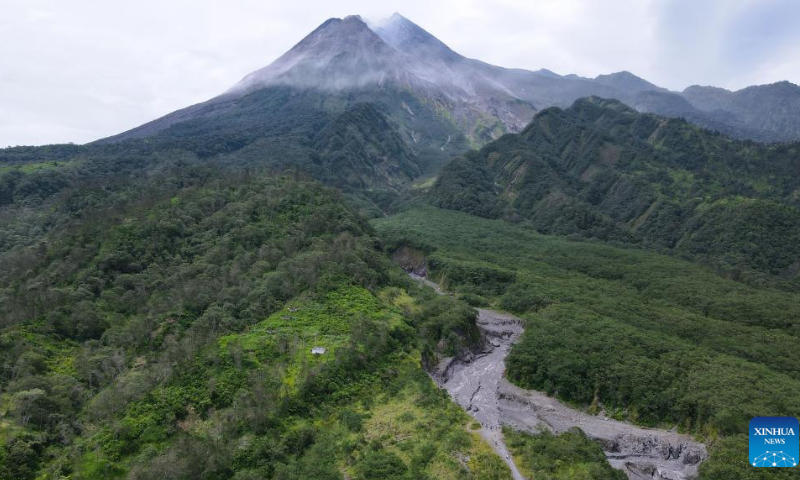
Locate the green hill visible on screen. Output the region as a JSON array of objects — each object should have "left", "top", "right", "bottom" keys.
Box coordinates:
[
  {"left": 429, "top": 97, "right": 800, "bottom": 287},
  {"left": 0, "top": 171, "right": 509, "bottom": 479}
]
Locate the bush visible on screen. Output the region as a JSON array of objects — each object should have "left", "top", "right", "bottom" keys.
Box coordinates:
[
  {"left": 357, "top": 449, "right": 408, "bottom": 480},
  {"left": 505, "top": 427, "right": 626, "bottom": 480},
  {"left": 0, "top": 436, "right": 44, "bottom": 480},
  {"left": 499, "top": 282, "right": 552, "bottom": 313},
  {"left": 412, "top": 296, "right": 480, "bottom": 356},
  {"left": 458, "top": 292, "right": 489, "bottom": 307}
]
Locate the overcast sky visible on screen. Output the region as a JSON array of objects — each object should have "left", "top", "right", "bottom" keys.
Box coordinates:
[{"left": 2, "top": 0, "right": 799, "bottom": 147}]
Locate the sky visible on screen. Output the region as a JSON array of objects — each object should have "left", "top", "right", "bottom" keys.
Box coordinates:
[{"left": 2, "top": 0, "right": 799, "bottom": 147}]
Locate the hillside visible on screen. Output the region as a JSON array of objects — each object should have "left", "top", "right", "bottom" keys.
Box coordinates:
[
  {"left": 93, "top": 13, "right": 800, "bottom": 188},
  {"left": 96, "top": 85, "right": 466, "bottom": 188},
  {"left": 0, "top": 169, "right": 517, "bottom": 479},
  {"left": 429, "top": 97, "right": 800, "bottom": 286},
  {"left": 0, "top": 86, "right": 470, "bottom": 237}
]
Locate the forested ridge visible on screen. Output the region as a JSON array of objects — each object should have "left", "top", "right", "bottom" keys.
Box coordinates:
[
  {"left": 429, "top": 97, "right": 800, "bottom": 289},
  {"left": 0, "top": 85, "right": 466, "bottom": 213}
]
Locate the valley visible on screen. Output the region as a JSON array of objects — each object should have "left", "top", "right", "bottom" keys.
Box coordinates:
[{"left": 376, "top": 207, "right": 800, "bottom": 480}]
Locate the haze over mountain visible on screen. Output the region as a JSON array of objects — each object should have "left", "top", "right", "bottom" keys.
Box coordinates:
[
  {"left": 6, "top": 13, "right": 800, "bottom": 203},
  {"left": 102, "top": 13, "right": 800, "bottom": 148}
]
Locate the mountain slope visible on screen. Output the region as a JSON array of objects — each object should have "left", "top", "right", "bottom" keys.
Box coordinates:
[
  {"left": 429, "top": 97, "right": 800, "bottom": 285},
  {"left": 594, "top": 70, "right": 665, "bottom": 94},
  {"left": 682, "top": 81, "right": 800, "bottom": 142},
  {"left": 95, "top": 84, "right": 469, "bottom": 191},
  {"left": 102, "top": 14, "right": 538, "bottom": 153}
]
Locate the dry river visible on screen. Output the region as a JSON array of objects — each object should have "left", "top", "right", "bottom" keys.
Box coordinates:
[{"left": 411, "top": 274, "right": 707, "bottom": 480}]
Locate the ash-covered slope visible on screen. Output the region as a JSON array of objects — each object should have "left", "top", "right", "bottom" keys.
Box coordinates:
[
  {"left": 228, "top": 13, "right": 539, "bottom": 144},
  {"left": 372, "top": 15, "right": 800, "bottom": 143},
  {"left": 371, "top": 12, "right": 536, "bottom": 130},
  {"left": 100, "top": 16, "right": 428, "bottom": 143},
  {"left": 98, "top": 14, "right": 525, "bottom": 170},
  {"left": 231, "top": 15, "right": 418, "bottom": 93}
]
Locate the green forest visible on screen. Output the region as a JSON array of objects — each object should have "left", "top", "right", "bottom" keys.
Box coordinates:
[
  {"left": 0, "top": 168, "right": 514, "bottom": 479},
  {"left": 504, "top": 428, "right": 626, "bottom": 480}
]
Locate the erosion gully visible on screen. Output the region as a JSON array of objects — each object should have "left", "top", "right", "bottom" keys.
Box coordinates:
[{"left": 411, "top": 274, "right": 707, "bottom": 480}]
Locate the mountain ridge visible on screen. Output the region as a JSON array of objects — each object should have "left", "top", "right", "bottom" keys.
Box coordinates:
[
  {"left": 97, "top": 13, "right": 800, "bottom": 147},
  {"left": 428, "top": 96, "right": 800, "bottom": 285}
]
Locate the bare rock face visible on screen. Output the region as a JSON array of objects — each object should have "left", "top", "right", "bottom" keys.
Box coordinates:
[
  {"left": 497, "top": 380, "right": 708, "bottom": 479},
  {"left": 603, "top": 433, "right": 707, "bottom": 480}
]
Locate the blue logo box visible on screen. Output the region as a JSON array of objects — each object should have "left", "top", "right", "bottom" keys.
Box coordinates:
[{"left": 749, "top": 417, "right": 798, "bottom": 467}]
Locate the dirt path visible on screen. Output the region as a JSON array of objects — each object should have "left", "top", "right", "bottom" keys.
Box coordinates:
[{"left": 413, "top": 275, "right": 707, "bottom": 480}]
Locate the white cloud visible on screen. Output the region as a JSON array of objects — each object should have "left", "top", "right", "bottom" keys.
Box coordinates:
[{"left": 1, "top": 0, "right": 798, "bottom": 146}]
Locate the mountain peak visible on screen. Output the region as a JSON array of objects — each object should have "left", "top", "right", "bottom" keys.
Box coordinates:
[
  {"left": 683, "top": 85, "right": 731, "bottom": 95},
  {"left": 574, "top": 95, "right": 637, "bottom": 113},
  {"left": 371, "top": 13, "right": 461, "bottom": 62},
  {"left": 387, "top": 12, "right": 406, "bottom": 22},
  {"left": 749, "top": 80, "right": 800, "bottom": 94},
  {"left": 301, "top": 15, "right": 371, "bottom": 40},
  {"left": 230, "top": 15, "right": 409, "bottom": 93},
  {"left": 594, "top": 71, "right": 662, "bottom": 93}
]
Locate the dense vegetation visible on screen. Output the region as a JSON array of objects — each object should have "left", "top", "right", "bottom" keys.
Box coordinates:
[
  {"left": 99, "top": 85, "right": 470, "bottom": 184},
  {"left": 0, "top": 169, "right": 513, "bottom": 479},
  {"left": 429, "top": 97, "right": 800, "bottom": 288},
  {"left": 0, "top": 85, "right": 471, "bottom": 234},
  {"left": 0, "top": 96, "right": 440, "bottom": 260},
  {"left": 504, "top": 427, "right": 626, "bottom": 480},
  {"left": 374, "top": 206, "right": 800, "bottom": 480}
]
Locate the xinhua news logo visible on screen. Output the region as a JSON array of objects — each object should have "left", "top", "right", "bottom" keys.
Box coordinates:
[{"left": 749, "top": 417, "right": 798, "bottom": 467}]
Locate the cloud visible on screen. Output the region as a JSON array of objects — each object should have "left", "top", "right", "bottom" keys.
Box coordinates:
[
  {"left": 650, "top": 0, "right": 800, "bottom": 89},
  {"left": 1, "top": 0, "right": 798, "bottom": 146}
]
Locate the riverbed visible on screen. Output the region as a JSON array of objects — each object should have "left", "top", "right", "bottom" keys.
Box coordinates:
[{"left": 413, "top": 274, "right": 707, "bottom": 480}]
